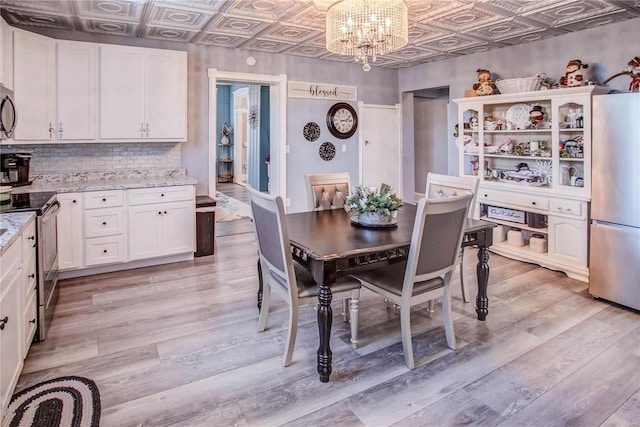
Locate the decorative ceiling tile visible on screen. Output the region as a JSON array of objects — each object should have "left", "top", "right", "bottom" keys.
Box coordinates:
[
  {"left": 205, "top": 14, "right": 272, "bottom": 37},
  {"left": 74, "top": 0, "right": 145, "bottom": 22},
  {"left": 258, "top": 22, "right": 320, "bottom": 43},
  {"left": 238, "top": 37, "right": 296, "bottom": 53},
  {"left": 141, "top": 25, "right": 199, "bottom": 42},
  {"left": 78, "top": 17, "right": 138, "bottom": 37},
  {"left": 522, "top": 0, "right": 625, "bottom": 28},
  {"left": 192, "top": 32, "right": 250, "bottom": 48},
  {"left": 283, "top": 43, "right": 328, "bottom": 58},
  {"left": 223, "top": 0, "right": 304, "bottom": 21},
  {"left": 462, "top": 17, "right": 548, "bottom": 42},
  {"left": 0, "top": 7, "right": 76, "bottom": 30},
  {"left": 0, "top": 0, "right": 637, "bottom": 69},
  {"left": 145, "top": 3, "right": 216, "bottom": 30}
]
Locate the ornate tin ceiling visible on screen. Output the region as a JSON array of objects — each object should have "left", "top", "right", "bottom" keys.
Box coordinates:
[{"left": 1, "top": 0, "right": 638, "bottom": 68}]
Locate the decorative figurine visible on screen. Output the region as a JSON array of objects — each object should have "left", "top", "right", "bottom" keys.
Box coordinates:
[
  {"left": 473, "top": 69, "right": 499, "bottom": 96},
  {"left": 529, "top": 105, "right": 545, "bottom": 127},
  {"left": 559, "top": 59, "right": 589, "bottom": 87}
]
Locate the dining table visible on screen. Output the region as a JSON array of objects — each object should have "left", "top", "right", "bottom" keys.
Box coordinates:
[{"left": 257, "top": 203, "right": 495, "bottom": 383}]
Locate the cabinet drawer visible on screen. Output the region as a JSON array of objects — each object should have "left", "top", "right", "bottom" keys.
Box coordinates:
[
  {"left": 84, "top": 208, "right": 124, "bottom": 238},
  {"left": 21, "top": 220, "right": 36, "bottom": 256},
  {"left": 550, "top": 199, "right": 584, "bottom": 218},
  {"left": 478, "top": 188, "right": 550, "bottom": 212},
  {"left": 0, "top": 238, "right": 21, "bottom": 285},
  {"left": 22, "top": 249, "right": 37, "bottom": 296},
  {"left": 128, "top": 186, "right": 194, "bottom": 206},
  {"left": 84, "top": 190, "right": 124, "bottom": 209},
  {"left": 85, "top": 235, "right": 126, "bottom": 266}
]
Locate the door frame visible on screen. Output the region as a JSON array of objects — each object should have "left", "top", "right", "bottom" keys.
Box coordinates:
[{"left": 207, "top": 69, "right": 287, "bottom": 199}]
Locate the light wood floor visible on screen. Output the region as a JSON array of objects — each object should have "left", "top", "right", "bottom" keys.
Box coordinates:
[{"left": 13, "top": 184, "right": 640, "bottom": 426}]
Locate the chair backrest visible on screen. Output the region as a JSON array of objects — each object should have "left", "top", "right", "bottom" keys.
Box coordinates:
[
  {"left": 425, "top": 172, "right": 479, "bottom": 218},
  {"left": 403, "top": 193, "right": 473, "bottom": 299},
  {"left": 247, "top": 186, "right": 297, "bottom": 302},
  {"left": 305, "top": 172, "right": 350, "bottom": 211}
]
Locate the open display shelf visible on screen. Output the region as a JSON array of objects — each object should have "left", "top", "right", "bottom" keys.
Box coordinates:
[{"left": 455, "top": 85, "right": 610, "bottom": 282}]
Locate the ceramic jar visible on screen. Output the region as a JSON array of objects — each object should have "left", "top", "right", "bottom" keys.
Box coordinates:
[
  {"left": 530, "top": 234, "right": 548, "bottom": 253},
  {"left": 494, "top": 225, "right": 506, "bottom": 242},
  {"left": 507, "top": 228, "right": 524, "bottom": 247}
]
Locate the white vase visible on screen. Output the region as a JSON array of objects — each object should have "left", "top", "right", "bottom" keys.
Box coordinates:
[{"left": 221, "top": 135, "right": 229, "bottom": 145}]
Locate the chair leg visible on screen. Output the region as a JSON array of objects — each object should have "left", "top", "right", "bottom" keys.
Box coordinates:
[
  {"left": 460, "top": 249, "right": 470, "bottom": 303},
  {"left": 283, "top": 304, "right": 299, "bottom": 367},
  {"left": 400, "top": 305, "right": 415, "bottom": 369},
  {"left": 257, "top": 282, "right": 271, "bottom": 332},
  {"left": 442, "top": 280, "right": 457, "bottom": 350},
  {"left": 426, "top": 299, "right": 435, "bottom": 318},
  {"left": 342, "top": 299, "right": 350, "bottom": 322},
  {"left": 349, "top": 291, "right": 360, "bottom": 349}
]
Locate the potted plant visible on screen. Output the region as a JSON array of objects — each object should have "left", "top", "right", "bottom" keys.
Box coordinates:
[{"left": 345, "top": 185, "right": 403, "bottom": 226}]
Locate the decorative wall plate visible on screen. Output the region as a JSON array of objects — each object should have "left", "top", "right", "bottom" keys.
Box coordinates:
[
  {"left": 319, "top": 142, "right": 336, "bottom": 161},
  {"left": 505, "top": 104, "right": 532, "bottom": 130},
  {"left": 303, "top": 122, "right": 320, "bottom": 142}
]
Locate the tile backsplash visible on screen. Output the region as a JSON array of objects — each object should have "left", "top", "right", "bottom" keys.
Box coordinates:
[{"left": 1, "top": 142, "right": 181, "bottom": 175}]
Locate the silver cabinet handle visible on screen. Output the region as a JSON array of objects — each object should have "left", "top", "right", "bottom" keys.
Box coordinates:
[
  {"left": 49, "top": 122, "right": 54, "bottom": 139},
  {"left": 140, "top": 122, "right": 145, "bottom": 137},
  {"left": 145, "top": 122, "right": 150, "bottom": 138},
  {"left": 58, "top": 121, "right": 64, "bottom": 138}
]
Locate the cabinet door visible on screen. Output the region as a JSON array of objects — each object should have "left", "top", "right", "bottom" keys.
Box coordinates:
[
  {"left": 128, "top": 204, "right": 164, "bottom": 260},
  {"left": 57, "top": 193, "right": 83, "bottom": 270},
  {"left": 162, "top": 201, "right": 195, "bottom": 255},
  {"left": 548, "top": 215, "right": 588, "bottom": 266},
  {"left": 13, "top": 29, "right": 55, "bottom": 141},
  {"left": 56, "top": 41, "right": 97, "bottom": 140},
  {"left": 0, "top": 268, "right": 23, "bottom": 411},
  {"left": 99, "top": 45, "right": 144, "bottom": 139},
  {"left": 143, "top": 50, "right": 187, "bottom": 140}
]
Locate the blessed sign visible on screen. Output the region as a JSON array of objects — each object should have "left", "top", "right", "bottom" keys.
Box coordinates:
[{"left": 288, "top": 81, "right": 357, "bottom": 101}]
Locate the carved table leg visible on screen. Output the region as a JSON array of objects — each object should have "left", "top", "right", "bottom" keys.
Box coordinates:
[
  {"left": 476, "top": 245, "right": 490, "bottom": 321},
  {"left": 317, "top": 284, "right": 333, "bottom": 383},
  {"left": 256, "top": 258, "right": 263, "bottom": 312}
]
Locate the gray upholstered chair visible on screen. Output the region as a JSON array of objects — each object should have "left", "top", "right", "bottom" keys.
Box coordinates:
[
  {"left": 305, "top": 172, "right": 350, "bottom": 211},
  {"left": 352, "top": 193, "right": 473, "bottom": 369},
  {"left": 425, "top": 172, "right": 479, "bottom": 303},
  {"left": 247, "top": 186, "right": 361, "bottom": 367}
]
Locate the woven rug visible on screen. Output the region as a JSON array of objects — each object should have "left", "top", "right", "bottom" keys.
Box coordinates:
[
  {"left": 3, "top": 376, "right": 100, "bottom": 427},
  {"left": 215, "top": 192, "right": 251, "bottom": 222}
]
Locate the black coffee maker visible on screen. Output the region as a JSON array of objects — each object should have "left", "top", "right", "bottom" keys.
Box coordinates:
[{"left": 1, "top": 153, "right": 32, "bottom": 186}]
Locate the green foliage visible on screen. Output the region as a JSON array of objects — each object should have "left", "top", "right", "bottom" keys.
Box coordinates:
[{"left": 345, "top": 185, "right": 403, "bottom": 215}]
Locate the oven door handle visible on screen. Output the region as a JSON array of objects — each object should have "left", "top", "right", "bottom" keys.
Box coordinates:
[{"left": 41, "top": 200, "right": 61, "bottom": 223}]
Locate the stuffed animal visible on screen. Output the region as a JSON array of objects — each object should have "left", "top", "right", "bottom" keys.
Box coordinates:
[
  {"left": 473, "top": 69, "right": 499, "bottom": 96},
  {"left": 529, "top": 105, "right": 545, "bottom": 127},
  {"left": 560, "top": 60, "right": 589, "bottom": 87}
]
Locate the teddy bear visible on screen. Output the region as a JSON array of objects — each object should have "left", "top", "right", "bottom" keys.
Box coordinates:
[
  {"left": 560, "top": 59, "right": 589, "bottom": 87},
  {"left": 473, "top": 69, "right": 499, "bottom": 96}
]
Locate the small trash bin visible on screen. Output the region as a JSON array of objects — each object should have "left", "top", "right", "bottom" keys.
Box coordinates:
[{"left": 195, "top": 195, "right": 216, "bottom": 257}]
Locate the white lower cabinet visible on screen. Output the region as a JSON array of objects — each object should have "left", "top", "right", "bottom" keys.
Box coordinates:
[
  {"left": 128, "top": 186, "right": 195, "bottom": 261},
  {"left": 57, "top": 193, "right": 83, "bottom": 270},
  {"left": 82, "top": 190, "right": 126, "bottom": 267},
  {"left": 477, "top": 185, "right": 589, "bottom": 282},
  {"left": 0, "top": 217, "right": 35, "bottom": 417}
]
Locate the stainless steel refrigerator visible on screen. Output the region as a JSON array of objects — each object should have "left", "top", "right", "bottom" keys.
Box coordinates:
[{"left": 590, "top": 92, "right": 640, "bottom": 311}]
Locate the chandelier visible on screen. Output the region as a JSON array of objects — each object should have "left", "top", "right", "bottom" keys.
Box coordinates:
[{"left": 325, "top": 0, "right": 408, "bottom": 71}]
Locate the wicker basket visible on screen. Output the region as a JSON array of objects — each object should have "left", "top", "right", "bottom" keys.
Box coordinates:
[{"left": 495, "top": 76, "right": 543, "bottom": 94}]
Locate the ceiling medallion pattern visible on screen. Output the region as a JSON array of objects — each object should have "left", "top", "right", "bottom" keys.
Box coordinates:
[{"left": 0, "top": 0, "right": 637, "bottom": 69}]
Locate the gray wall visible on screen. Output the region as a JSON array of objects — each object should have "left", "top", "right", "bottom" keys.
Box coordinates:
[{"left": 413, "top": 96, "right": 449, "bottom": 192}]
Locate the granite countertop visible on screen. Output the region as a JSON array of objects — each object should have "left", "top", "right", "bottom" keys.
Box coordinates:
[
  {"left": 10, "top": 169, "right": 198, "bottom": 195},
  {"left": 0, "top": 212, "right": 35, "bottom": 256}
]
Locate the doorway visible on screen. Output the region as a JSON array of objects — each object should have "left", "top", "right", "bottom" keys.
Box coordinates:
[
  {"left": 233, "top": 87, "right": 248, "bottom": 185},
  {"left": 207, "top": 70, "right": 287, "bottom": 200}
]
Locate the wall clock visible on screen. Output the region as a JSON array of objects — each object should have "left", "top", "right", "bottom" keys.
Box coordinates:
[
  {"left": 326, "top": 102, "right": 358, "bottom": 139},
  {"left": 303, "top": 122, "right": 320, "bottom": 142},
  {"left": 319, "top": 142, "right": 336, "bottom": 161}
]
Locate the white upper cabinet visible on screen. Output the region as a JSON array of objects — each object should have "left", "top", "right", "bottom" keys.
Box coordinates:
[
  {"left": 0, "top": 17, "right": 14, "bottom": 89},
  {"left": 13, "top": 29, "right": 55, "bottom": 141},
  {"left": 56, "top": 41, "right": 97, "bottom": 141},
  {"left": 100, "top": 45, "right": 186, "bottom": 141}
]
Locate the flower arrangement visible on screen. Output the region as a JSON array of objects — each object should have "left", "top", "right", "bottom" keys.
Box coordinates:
[
  {"left": 345, "top": 185, "right": 403, "bottom": 216},
  {"left": 221, "top": 121, "right": 233, "bottom": 137},
  {"left": 603, "top": 56, "right": 640, "bottom": 92}
]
